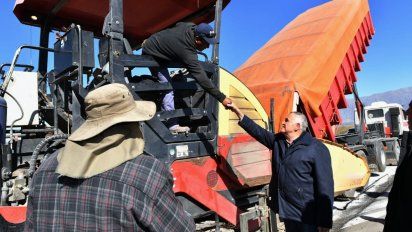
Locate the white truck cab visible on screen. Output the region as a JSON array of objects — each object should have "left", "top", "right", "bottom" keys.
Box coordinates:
[{"left": 355, "top": 101, "right": 409, "bottom": 137}]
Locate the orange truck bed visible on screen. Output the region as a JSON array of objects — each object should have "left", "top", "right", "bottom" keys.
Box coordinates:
[{"left": 234, "top": 0, "right": 375, "bottom": 141}]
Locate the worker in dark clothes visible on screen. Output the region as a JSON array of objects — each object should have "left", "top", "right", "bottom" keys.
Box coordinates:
[
  {"left": 384, "top": 100, "right": 412, "bottom": 232},
  {"left": 25, "top": 84, "right": 195, "bottom": 232},
  {"left": 227, "top": 102, "right": 334, "bottom": 232},
  {"left": 142, "top": 22, "right": 232, "bottom": 134}
]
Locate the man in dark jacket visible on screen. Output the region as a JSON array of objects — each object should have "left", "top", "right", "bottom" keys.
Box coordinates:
[
  {"left": 228, "top": 103, "right": 334, "bottom": 232},
  {"left": 142, "top": 22, "right": 232, "bottom": 134},
  {"left": 384, "top": 100, "right": 412, "bottom": 232}
]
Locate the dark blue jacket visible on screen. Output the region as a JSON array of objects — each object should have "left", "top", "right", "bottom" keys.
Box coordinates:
[{"left": 239, "top": 116, "right": 334, "bottom": 228}]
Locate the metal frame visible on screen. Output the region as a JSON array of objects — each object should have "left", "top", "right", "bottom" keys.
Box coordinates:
[
  {"left": 29, "top": 0, "right": 225, "bottom": 159},
  {"left": 352, "top": 83, "right": 365, "bottom": 144}
]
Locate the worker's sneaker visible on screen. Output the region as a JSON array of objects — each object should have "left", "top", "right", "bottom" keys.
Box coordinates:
[{"left": 169, "top": 125, "right": 190, "bottom": 134}]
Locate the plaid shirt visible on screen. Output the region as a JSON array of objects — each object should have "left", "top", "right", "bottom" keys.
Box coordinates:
[{"left": 25, "top": 151, "right": 195, "bottom": 232}]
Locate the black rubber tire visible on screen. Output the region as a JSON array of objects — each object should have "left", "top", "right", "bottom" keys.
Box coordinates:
[
  {"left": 375, "top": 142, "right": 387, "bottom": 172},
  {"left": 355, "top": 150, "right": 369, "bottom": 191},
  {"left": 356, "top": 150, "right": 367, "bottom": 161},
  {"left": 393, "top": 140, "right": 401, "bottom": 165}
]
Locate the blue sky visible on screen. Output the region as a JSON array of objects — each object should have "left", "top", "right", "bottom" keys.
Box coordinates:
[{"left": 0, "top": 0, "right": 410, "bottom": 97}]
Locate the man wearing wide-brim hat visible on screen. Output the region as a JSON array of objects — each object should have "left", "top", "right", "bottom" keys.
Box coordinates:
[{"left": 25, "top": 83, "right": 195, "bottom": 231}]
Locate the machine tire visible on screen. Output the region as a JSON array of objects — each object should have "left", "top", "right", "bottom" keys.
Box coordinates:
[
  {"left": 375, "top": 142, "right": 386, "bottom": 172},
  {"left": 393, "top": 140, "right": 401, "bottom": 165},
  {"left": 355, "top": 150, "right": 369, "bottom": 191},
  {"left": 356, "top": 150, "right": 367, "bottom": 161}
]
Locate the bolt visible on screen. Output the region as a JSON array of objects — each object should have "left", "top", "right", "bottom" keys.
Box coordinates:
[
  {"left": 113, "top": 51, "right": 120, "bottom": 57},
  {"left": 6, "top": 181, "right": 13, "bottom": 187}
]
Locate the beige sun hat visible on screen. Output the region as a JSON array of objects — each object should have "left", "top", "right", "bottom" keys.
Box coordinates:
[{"left": 69, "top": 83, "right": 156, "bottom": 141}]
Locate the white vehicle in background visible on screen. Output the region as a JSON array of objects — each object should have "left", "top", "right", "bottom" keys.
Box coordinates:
[
  {"left": 354, "top": 101, "right": 409, "bottom": 167},
  {"left": 355, "top": 101, "right": 409, "bottom": 138}
]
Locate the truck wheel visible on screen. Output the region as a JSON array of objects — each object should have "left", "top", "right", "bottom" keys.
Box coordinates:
[
  {"left": 375, "top": 142, "right": 386, "bottom": 172},
  {"left": 355, "top": 150, "right": 369, "bottom": 191},
  {"left": 393, "top": 141, "right": 400, "bottom": 165},
  {"left": 356, "top": 150, "right": 367, "bottom": 161}
]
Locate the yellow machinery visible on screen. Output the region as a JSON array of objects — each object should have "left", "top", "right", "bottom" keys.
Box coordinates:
[{"left": 218, "top": 67, "right": 371, "bottom": 195}]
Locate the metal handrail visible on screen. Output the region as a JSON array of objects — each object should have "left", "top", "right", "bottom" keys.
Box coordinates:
[{"left": 0, "top": 45, "right": 55, "bottom": 97}]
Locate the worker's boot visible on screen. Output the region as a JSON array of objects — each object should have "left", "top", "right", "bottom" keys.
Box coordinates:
[{"left": 169, "top": 125, "right": 190, "bottom": 134}]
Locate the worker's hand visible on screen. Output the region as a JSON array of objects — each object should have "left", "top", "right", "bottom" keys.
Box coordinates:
[
  {"left": 222, "top": 97, "right": 233, "bottom": 108},
  {"left": 318, "top": 227, "right": 330, "bottom": 232},
  {"left": 226, "top": 102, "right": 244, "bottom": 121}
]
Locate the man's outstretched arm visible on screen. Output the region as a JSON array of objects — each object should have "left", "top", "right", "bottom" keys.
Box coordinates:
[
  {"left": 182, "top": 53, "right": 232, "bottom": 106},
  {"left": 227, "top": 102, "right": 276, "bottom": 150}
]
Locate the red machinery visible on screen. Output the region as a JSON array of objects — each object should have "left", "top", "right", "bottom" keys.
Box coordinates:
[
  {"left": 1, "top": 0, "right": 378, "bottom": 231},
  {"left": 13, "top": 0, "right": 230, "bottom": 47}
]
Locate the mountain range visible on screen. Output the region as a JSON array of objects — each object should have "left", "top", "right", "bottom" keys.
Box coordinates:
[{"left": 339, "top": 86, "right": 412, "bottom": 124}]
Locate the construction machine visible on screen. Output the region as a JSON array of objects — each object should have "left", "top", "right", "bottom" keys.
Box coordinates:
[{"left": 0, "top": 0, "right": 374, "bottom": 231}]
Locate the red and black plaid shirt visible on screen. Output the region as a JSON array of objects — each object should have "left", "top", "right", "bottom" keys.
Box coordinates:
[{"left": 25, "top": 151, "right": 195, "bottom": 232}]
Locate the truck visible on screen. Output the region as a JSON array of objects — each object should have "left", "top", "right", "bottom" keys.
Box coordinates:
[
  {"left": 352, "top": 101, "right": 409, "bottom": 166},
  {"left": 233, "top": 0, "right": 396, "bottom": 175},
  {"left": 360, "top": 101, "right": 409, "bottom": 139},
  {"left": 0, "top": 0, "right": 373, "bottom": 231},
  {"left": 334, "top": 100, "right": 402, "bottom": 172}
]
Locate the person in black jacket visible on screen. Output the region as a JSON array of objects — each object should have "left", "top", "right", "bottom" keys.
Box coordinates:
[
  {"left": 227, "top": 102, "right": 334, "bottom": 232},
  {"left": 384, "top": 100, "right": 412, "bottom": 232},
  {"left": 142, "top": 22, "right": 232, "bottom": 134}
]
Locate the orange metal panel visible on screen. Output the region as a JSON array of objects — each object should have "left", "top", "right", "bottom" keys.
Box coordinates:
[
  {"left": 171, "top": 134, "right": 270, "bottom": 225},
  {"left": 0, "top": 206, "right": 27, "bottom": 224},
  {"left": 234, "top": 0, "right": 375, "bottom": 140},
  {"left": 171, "top": 157, "right": 241, "bottom": 225}
]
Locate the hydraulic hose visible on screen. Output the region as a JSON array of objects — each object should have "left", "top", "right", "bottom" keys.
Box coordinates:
[
  {"left": 28, "top": 134, "right": 68, "bottom": 179},
  {"left": 4, "top": 91, "right": 24, "bottom": 145}
]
